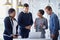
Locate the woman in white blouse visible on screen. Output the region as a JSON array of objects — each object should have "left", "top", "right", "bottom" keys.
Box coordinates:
[{"left": 3, "top": 8, "right": 18, "bottom": 40}]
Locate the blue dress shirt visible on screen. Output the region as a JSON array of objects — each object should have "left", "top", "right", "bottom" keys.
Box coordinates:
[{"left": 49, "top": 12, "right": 59, "bottom": 34}]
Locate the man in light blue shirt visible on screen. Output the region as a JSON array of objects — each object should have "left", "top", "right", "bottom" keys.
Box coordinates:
[{"left": 45, "top": 6, "right": 59, "bottom": 40}]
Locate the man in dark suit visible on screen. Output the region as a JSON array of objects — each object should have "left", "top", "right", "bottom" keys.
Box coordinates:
[{"left": 18, "top": 3, "right": 33, "bottom": 38}]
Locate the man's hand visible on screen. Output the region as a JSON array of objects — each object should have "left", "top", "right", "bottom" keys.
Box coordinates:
[
  {"left": 51, "top": 34, "right": 55, "bottom": 38},
  {"left": 25, "top": 25, "right": 31, "bottom": 30}
]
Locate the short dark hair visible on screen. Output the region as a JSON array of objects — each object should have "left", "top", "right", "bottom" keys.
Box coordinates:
[
  {"left": 24, "top": 3, "right": 29, "bottom": 7},
  {"left": 39, "top": 9, "right": 44, "bottom": 15},
  {"left": 45, "top": 6, "right": 52, "bottom": 11},
  {"left": 8, "top": 8, "right": 15, "bottom": 14}
]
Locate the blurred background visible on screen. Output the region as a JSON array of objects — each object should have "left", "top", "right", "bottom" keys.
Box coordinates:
[{"left": 0, "top": 0, "right": 60, "bottom": 40}]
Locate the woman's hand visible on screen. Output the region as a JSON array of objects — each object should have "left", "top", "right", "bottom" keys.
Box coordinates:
[
  {"left": 40, "top": 23, "right": 44, "bottom": 27},
  {"left": 13, "top": 35, "right": 18, "bottom": 38}
]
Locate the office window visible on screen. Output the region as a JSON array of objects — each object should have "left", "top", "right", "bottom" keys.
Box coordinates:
[{"left": 0, "top": 0, "right": 11, "bottom": 39}]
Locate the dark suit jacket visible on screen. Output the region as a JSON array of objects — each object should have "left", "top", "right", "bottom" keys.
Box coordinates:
[{"left": 4, "top": 16, "right": 18, "bottom": 36}]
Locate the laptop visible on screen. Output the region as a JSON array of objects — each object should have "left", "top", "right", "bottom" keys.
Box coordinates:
[{"left": 29, "top": 32, "right": 41, "bottom": 39}]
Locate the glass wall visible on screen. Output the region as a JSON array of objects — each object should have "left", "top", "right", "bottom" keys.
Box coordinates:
[
  {"left": 0, "top": 0, "right": 7, "bottom": 40},
  {"left": 0, "top": 0, "right": 12, "bottom": 40}
]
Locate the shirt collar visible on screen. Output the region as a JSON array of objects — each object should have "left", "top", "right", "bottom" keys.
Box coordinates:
[
  {"left": 23, "top": 11, "right": 29, "bottom": 13},
  {"left": 50, "top": 12, "right": 54, "bottom": 17}
]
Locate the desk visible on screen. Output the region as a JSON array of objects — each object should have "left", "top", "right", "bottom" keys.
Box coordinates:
[
  {"left": 13, "top": 39, "right": 51, "bottom": 40},
  {"left": 13, "top": 31, "right": 60, "bottom": 40}
]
